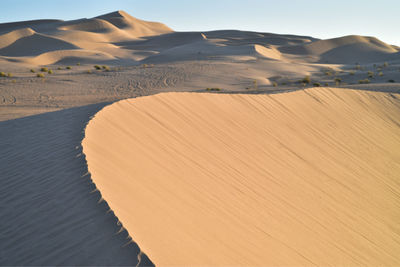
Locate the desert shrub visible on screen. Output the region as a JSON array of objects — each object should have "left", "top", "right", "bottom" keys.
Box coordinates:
[
  {"left": 359, "top": 79, "right": 370, "bottom": 84},
  {"left": 40, "top": 67, "right": 48, "bottom": 72},
  {"left": 76, "top": 63, "right": 80, "bottom": 66},
  {"left": 103, "top": 66, "right": 110, "bottom": 71},
  {"left": 272, "top": 82, "right": 278, "bottom": 87},
  {"left": 349, "top": 71, "right": 355, "bottom": 75},
  {"left": 48, "top": 70, "right": 53, "bottom": 74},
  {"left": 94, "top": 65, "right": 101, "bottom": 70},
  {"left": 334, "top": 77, "right": 342, "bottom": 83},
  {"left": 383, "top": 62, "right": 389, "bottom": 67},
  {"left": 324, "top": 83, "right": 329, "bottom": 86},
  {"left": 7, "top": 73, "right": 12, "bottom": 77},
  {"left": 253, "top": 80, "right": 258, "bottom": 89},
  {"left": 301, "top": 76, "right": 311, "bottom": 84},
  {"left": 367, "top": 71, "right": 374, "bottom": 78},
  {"left": 355, "top": 64, "right": 361, "bottom": 70},
  {"left": 37, "top": 73, "right": 45, "bottom": 78},
  {"left": 313, "top": 82, "right": 321, "bottom": 87},
  {"left": 388, "top": 79, "right": 395, "bottom": 83},
  {"left": 377, "top": 67, "right": 382, "bottom": 71},
  {"left": 142, "top": 64, "right": 148, "bottom": 68},
  {"left": 30, "top": 69, "right": 35, "bottom": 73},
  {"left": 66, "top": 66, "right": 71, "bottom": 70},
  {"left": 206, "top": 87, "right": 221, "bottom": 91},
  {"left": 11, "top": 79, "right": 16, "bottom": 83},
  {"left": 378, "top": 72, "right": 383, "bottom": 76},
  {"left": 87, "top": 69, "right": 92, "bottom": 74},
  {"left": 324, "top": 71, "right": 332, "bottom": 76},
  {"left": 0, "top": 72, "right": 6, "bottom": 77},
  {"left": 57, "top": 67, "right": 62, "bottom": 70}
]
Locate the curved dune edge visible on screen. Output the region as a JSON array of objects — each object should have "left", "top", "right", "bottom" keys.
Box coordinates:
[{"left": 82, "top": 88, "right": 400, "bottom": 266}]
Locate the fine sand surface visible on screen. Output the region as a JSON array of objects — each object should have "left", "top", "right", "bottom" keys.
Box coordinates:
[
  {"left": 83, "top": 87, "right": 400, "bottom": 266},
  {"left": 2, "top": 9, "right": 400, "bottom": 266},
  {"left": 1, "top": 10, "right": 400, "bottom": 121},
  {"left": 0, "top": 104, "right": 152, "bottom": 266}
]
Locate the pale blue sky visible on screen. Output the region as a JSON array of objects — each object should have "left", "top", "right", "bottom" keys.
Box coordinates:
[{"left": 0, "top": 0, "right": 398, "bottom": 45}]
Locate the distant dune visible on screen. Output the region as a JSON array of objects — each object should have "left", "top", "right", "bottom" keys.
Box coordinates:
[
  {"left": 83, "top": 88, "right": 400, "bottom": 266},
  {"left": 0, "top": 10, "right": 398, "bottom": 65}
]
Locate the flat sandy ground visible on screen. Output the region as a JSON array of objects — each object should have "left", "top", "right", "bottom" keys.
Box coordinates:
[{"left": 1, "top": 10, "right": 400, "bottom": 266}]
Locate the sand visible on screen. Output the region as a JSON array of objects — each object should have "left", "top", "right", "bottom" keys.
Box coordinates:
[
  {"left": 0, "top": 104, "right": 152, "bottom": 265},
  {"left": 0, "top": 10, "right": 400, "bottom": 121},
  {"left": 83, "top": 87, "right": 400, "bottom": 266},
  {"left": 1, "top": 9, "right": 400, "bottom": 266}
]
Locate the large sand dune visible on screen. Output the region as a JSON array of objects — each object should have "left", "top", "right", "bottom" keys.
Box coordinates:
[
  {"left": 83, "top": 88, "right": 400, "bottom": 266},
  {"left": 0, "top": 10, "right": 398, "bottom": 66}
]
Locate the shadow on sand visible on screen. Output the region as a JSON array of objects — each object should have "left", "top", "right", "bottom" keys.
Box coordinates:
[{"left": 0, "top": 103, "right": 153, "bottom": 266}]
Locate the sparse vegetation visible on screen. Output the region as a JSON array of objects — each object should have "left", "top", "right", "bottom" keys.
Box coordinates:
[
  {"left": 37, "top": 73, "right": 45, "bottom": 78},
  {"left": 324, "top": 83, "right": 329, "bottom": 86},
  {"left": 40, "top": 67, "right": 48, "bottom": 72},
  {"left": 313, "top": 82, "right": 321, "bottom": 87},
  {"left": 57, "top": 67, "right": 62, "bottom": 70},
  {"left": 87, "top": 69, "right": 92, "bottom": 74},
  {"left": 324, "top": 71, "right": 332, "bottom": 76},
  {"left": 367, "top": 71, "right": 374, "bottom": 78},
  {"left": 388, "top": 79, "right": 395, "bottom": 83},
  {"left": 349, "top": 71, "right": 355, "bottom": 75},
  {"left": 94, "top": 65, "right": 101, "bottom": 70},
  {"left": 253, "top": 79, "right": 258, "bottom": 90},
  {"left": 142, "top": 64, "right": 148, "bottom": 68},
  {"left": 48, "top": 70, "right": 53, "bottom": 74},
  {"left": 359, "top": 79, "right": 370, "bottom": 84},
  {"left": 378, "top": 72, "right": 383, "bottom": 77},
  {"left": 206, "top": 87, "right": 221, "bottom": 91},
  {"left": 355, "top": 64, "right": 361, "bottom": 70},
  {"left": 383, "top": 62, "right": 389, "bottom": 67},
  {"left": 0, "top": 72, "right": 6, "bottom": 77},
  {"left": 76, "top": 63, "right": 80, "bottom": 66},
  {"left": 102, "top": 65, "right": 110, "bottom": 71},
  {"left": 66, "top": 66, "right": 71, "bottom": 70},
  {"left": 30, "top": 69, "right": 35, "bottom": 73},
  {"left": 7, "top": 73, "right": 13, "bottom": 77},
  {"left": 272, "top": 82, "right": 278, "bottom": 87},
  {"left": 301, "top": 76, "right": 311, "bottom": 84}
]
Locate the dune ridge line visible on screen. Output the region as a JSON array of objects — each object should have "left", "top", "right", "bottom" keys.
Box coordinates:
[{"left": 82, "top": 87, "right": 400, "bottom": 266}]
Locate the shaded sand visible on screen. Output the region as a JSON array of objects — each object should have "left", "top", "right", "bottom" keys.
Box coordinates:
[
  {"left": 0, "top": 104, "right": 152, "bottom": 266},
  {"left": 83, "top": 88, "right": 400, "bottom": 266}
]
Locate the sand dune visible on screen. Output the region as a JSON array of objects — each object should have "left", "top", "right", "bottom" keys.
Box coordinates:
[
  {"left": 0, "top": 27, "right": 35, "bottom": 49},
  {"left": 83, "top": 88, "right": 400, "bottom": 266},
  {"left": 0, "top": 104, "right": 153, "bottom": 266},
  {"left": 96, "top": 10, "right": 172, "bottom": 37},
  {"left": 0, "top": 11, "right": 398, "bottom": 66},
  {"left": 280, "top": 35, "right": 400, "bottom": 63},
  {"left": 0, "top": 32, "right": 78, "bottom": 57},
  {"left": 0, "top": 10, "right": 173, "bottom": 65}
]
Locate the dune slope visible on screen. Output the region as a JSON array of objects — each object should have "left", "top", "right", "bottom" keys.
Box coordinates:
[
  {"left": 83, "top": 88, "right": 400, "bottom": 266},
  {"left": 0, "top": 104, "right": 153, "bottom": 266}
]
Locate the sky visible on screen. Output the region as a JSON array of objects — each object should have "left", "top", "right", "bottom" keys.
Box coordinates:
[{"left": 0, "top": 0, "right": 399, "bottom": 45}]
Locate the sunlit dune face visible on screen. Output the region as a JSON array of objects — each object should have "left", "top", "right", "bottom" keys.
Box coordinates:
[{"left": 83, "top": 88, "right": 400, "bottom": 266}]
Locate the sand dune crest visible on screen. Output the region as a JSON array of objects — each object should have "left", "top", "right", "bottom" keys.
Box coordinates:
[{"left": 83, "top": 88, "right": 400, "bottom": 266}]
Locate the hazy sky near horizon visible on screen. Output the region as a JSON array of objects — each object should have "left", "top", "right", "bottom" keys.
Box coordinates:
[{"left": 0, "top": 0, "right": 399, "bottom": 45}]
